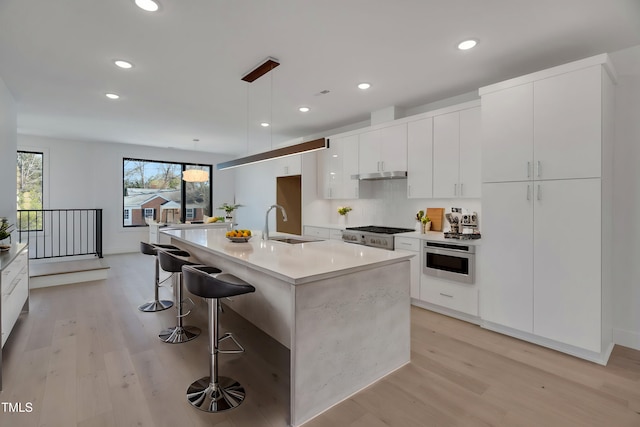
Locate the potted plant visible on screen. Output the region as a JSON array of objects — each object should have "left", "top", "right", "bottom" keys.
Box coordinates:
[
  {"left": 218, "top": 203, "right": 243, "bottom": 222},
  {"left": 337, "top": 206, "right": 352, "bottom": 225},
  {"left": 416, "top": 210, "right": 431, "bottom": 233},
  {"left": 0, "top": 218, "right": 12, "bottom": 249}
]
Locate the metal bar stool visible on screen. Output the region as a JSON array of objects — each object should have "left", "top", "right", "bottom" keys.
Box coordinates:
[
  {"left": 156, "top": 249, "right": 218, "bottom": 343},
  {"left": 138, "top": 242, "right": 178, "bottom": 312},
  {"left": 182, "top": 265, "right": 255, "bottom": 412}
]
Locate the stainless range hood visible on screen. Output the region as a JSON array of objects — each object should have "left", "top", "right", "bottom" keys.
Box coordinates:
[{"left": 351, "top": 171, "right": 408, "bottom": 180}]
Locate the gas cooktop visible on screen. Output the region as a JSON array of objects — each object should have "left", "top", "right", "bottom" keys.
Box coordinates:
[
  {"left": 344, "top": 226, "right": 415, "bottom": 234},
  {"left": 342, "top": 225, "right": 414, "bottom": 250}
]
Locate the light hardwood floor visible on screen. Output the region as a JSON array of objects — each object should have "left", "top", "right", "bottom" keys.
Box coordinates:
[{"left": 0, "top": 253, "right": 639, "bottom": 427}]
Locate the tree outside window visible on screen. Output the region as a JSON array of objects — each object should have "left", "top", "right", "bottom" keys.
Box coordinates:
[{"left": 17, "top": 151, "right": 43, "bottom": 230}]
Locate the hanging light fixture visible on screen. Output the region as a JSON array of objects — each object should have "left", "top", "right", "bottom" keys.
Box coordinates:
[
  {"left": 182, "top": 169, "right": 209, "bottom": 182},
  {"left": 216, "top": 57, "right": 328, "bottom": 170}
]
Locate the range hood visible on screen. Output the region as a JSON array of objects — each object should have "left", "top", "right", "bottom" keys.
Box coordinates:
[{"left": 352, "top": 171, "right": 408, "bottom": 180}]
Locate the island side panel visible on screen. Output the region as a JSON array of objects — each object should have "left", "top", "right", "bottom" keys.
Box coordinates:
[
  {"left": 175, "top": 240, "right": 293, "bottom": 349},
  {"left": 291, "top": 260, "right": 411, "bottom": 426}
]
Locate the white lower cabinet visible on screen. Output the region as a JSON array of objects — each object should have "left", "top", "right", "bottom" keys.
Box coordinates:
[
  {"left": 1, "top": 245, "right": 29, "bottom": 349},
  {"left": 303, "top": 226, "right": 343, "bottom": 240},
  {"left": 481, "top": 178, "right": 605, "bottom": 355},
  {"left": 394, "top": 237, "right": 420, "bottom": 300}
]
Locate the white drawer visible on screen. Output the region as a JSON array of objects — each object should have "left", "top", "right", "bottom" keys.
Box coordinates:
[
  {"left": 304, "top": 226, "right": 331, "bottom": 239},
  {"left": 395, "top": 237, "right": 420, "bottom": 252},
  {"left": 1, "top": 250, "right": 28, "bottom": 295},
  {"left": 2, "top": 268, "right": 28, "bottom": 348},
  {"left": 420, "top": 275, "right": 478, "bottom": 316}
]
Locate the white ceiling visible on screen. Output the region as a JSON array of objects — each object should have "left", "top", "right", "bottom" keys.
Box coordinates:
[{"left": 1, "top": 0, "right": 639, "bottom": 156}]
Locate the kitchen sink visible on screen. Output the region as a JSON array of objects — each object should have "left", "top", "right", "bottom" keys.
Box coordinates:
[{"left": 269, "top": 237, "right": 323, "bottom": 244}]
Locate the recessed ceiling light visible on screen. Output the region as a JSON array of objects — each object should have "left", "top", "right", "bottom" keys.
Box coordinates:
[
  {"left": 135, "top": 0, "right": 159, "bottom": 12},
  {"left": 298, "top": 107, "right": 310, "bottom": 113},
  {"left": 260, "top": 122, "right": 270, "bottom": 127},
  {"left": 457, "top": 39, "right": 478, "bottom": 50},
  {"left": 114, "top": 60, "right": 133, "bottom": 69},
  {"left": 105, "top": 93, "right": 120, "bottom": 100},
  {"left": 358, "top": 83, "right": 371, "bottom": 90}
]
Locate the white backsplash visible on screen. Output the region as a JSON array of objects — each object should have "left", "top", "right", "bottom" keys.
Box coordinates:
[{"left": 307, "top": 179, "right": 481, "bottom": 231}]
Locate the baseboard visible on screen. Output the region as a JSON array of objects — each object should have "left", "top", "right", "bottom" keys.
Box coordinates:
[
  {"left": 482, "top": 321, "right": 613, "bottom": 365},
  {"left": 411, "top": 299, "right": 481, "bottom": 325},
  {"left": 30, "top": 269, "right": 109, "bottom": 289},
  {"left": 613, "top": 327, "right": 640, "bottom": 351}
]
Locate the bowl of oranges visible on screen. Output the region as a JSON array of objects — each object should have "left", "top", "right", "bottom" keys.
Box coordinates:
[{"left": 225, "top": 229, "right": 252, "bottom": 242}]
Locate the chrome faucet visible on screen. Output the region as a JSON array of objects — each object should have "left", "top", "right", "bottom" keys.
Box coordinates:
[{"left": 263, "top": 204, "right": 288, "bottom": 240}]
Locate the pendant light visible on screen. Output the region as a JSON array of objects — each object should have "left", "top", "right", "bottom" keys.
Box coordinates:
[{"left": 216, "top": 57, "right": 328, "bottom": 170}]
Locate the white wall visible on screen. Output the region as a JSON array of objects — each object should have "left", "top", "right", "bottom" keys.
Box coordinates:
[
  {"left": 0, "top": 76, "right": 17, "bottom": 231},
  {"left": 17, "top": 135, "right": 236, "bottom": 254},
  {"left": 611, "top": 45, "right": 640, "bottom": 350}
]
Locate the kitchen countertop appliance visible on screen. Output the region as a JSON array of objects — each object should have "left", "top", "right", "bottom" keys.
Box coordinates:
[
  {"left": 342, "top": 225, "right": 415, "bottom": 250},
  {"left": 445, "top": 207, "right": 481, "bottom": 240}
]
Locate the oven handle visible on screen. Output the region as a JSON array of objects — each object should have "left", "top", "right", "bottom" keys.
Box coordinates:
[{"left": 425, "top": 246, "right": 474, "bottom": 257}]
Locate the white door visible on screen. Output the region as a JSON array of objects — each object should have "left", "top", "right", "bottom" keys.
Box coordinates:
[
  {"left": 407, "top": 118, "right": 433, "bottom": 198},
  {"left": 358, "top": 129, "right": 381, "bottom": 174},
  {"left": 459, "top": 106, "right": 481, "bottom": 198},
  {"left": 533, "top": 65, "right": 602, "bottom": 180},
  {"left": 378, "top": 123, "right": 408, "bottom": 171},
  {"left": 481, "top": 83, "right": 534, "bottom": 183},
  {"left": 341, "top": 135, "right": 360, "bottom": 199},
  {"left": 480, "top": 182, "right": 534, "bottom": 332},
  {"left": 433, "top": 111, "right": 460, "bottom": 198},
  {"left": 533, "top": 178, "right": 601, "bottom": 352}
]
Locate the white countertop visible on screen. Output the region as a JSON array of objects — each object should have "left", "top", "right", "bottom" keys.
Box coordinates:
[{"left": 161, "top": 228, "right": 413, "bottom": 285}]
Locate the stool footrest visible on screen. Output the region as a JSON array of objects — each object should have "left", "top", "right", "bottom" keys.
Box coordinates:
[{"left": 218, "top": 333, "right": 245, "bottom": 354}]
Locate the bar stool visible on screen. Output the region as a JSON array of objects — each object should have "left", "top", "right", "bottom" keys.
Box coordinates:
[
  {"left": 138, "top": 242, "right": 178, "bottom": 312},
  {"left": 156, "top": 249, "right": 219, "bottom": 343},
  {"left": 182, "top": 265, "right": 255, "bottom": 412}
]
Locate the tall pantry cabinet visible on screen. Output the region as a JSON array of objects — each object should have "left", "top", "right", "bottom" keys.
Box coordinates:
[{"left": 479, "top": 54, "right": 616, "bottom": 364}]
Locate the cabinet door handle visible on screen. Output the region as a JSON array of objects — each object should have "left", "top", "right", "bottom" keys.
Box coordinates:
[
  {"left": 460, "top": 183, "right": 464, "bottom": 196},
  {"left": 527, "top": 184, "right": 531, "bottom": 200},
  {"left": 536, "top": 161, "right": 541, "bottom": 178},
  {"left": 408, "top": 184, "right": 411, "bottom": 197},
  {"left": 439, "top": 293, "right": 454, "bottom": 298},
  {"left": 537, "top": 184, "right": 541, "bottom": 200},
  {"left": 454, "top": 183, "right": 457, "bottom": 196},
  {"left": 527, "top": 161, "right": 531, "bottom": 178},
  {"left": 381, "top": 161, "right": 385, "bottom": 171}
]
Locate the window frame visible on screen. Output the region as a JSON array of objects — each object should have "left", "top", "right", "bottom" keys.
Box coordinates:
[{"left": 122, "top": 157, "right": 212, "bottom": 228}]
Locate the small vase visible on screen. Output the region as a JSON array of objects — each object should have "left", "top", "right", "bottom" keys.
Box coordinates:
[
  {"left": 415, "top": 221, "right": 422, "bottom": 233},
  {"left": 422, "top": 221, "right": 432, "bottom": 233}
]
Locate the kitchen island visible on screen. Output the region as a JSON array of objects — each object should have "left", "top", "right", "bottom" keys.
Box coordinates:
[{"left": 161, "top": 227, "right": 412, "bottom": 426}]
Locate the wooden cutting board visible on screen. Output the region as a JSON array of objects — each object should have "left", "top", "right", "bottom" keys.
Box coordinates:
[{"left": 426, "top": 208, "right": 444, "bottom": 231}]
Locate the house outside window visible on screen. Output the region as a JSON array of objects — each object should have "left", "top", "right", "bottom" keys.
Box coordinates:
[{"left": 123, "top": 158, "right": 212, "bottom": 227}]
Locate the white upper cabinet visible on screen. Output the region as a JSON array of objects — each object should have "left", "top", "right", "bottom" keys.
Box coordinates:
[
  {"left": 481, "top": 61, "right": 605, "bottom": 183},
  {"left": 481, "top": 83, "right": 534, "bottom": 183},
  {"left": 317, "top": 135, "right": 364, "bottom": 199},
  {"left": 433, "top": 112, "right": 460, "bottom": 198},
  {"left": 358, "top": 123, "right": 407, "bottom": 174},
  {"left": 533, "top": 65, "right": 602, "bottom": 180},
  {"left": 459, "top": 107, "right": 482, "bottom": 198},
  {"left": 407, "top": 117, "right": 433, "bottom": 198},
  {"left": 275, "top": 154, "right": 302, "bottom": 177},
  {"left": 433, "top": 106, "right": 481, "bottom": 198}
]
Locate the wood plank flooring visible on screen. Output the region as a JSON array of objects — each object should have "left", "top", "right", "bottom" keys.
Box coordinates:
[{"left": 1, "top": 252, "right": 639, "bottom": 427}]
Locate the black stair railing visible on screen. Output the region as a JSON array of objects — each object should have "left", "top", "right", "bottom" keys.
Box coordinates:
[{"left": 17, "top": 209, "right": 103, "bottom": 259}]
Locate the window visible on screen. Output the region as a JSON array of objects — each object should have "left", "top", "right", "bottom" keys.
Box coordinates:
[
  {"left": 17, "top": 151, "right": 44, "bottom": 231},
  {"left": 123, "top": 158, "right": 212, "bottom": 227}
]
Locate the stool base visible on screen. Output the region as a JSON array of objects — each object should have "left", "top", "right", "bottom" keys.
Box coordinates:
[
  {"left": 159, "top": 326, "right": 201, "bottom": 344},
  {"left": 186, "top": 376, "right": 245, "bottom": 412},
  {"left": 138, "top": 299, "right": 173, "bottom": 312}
]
